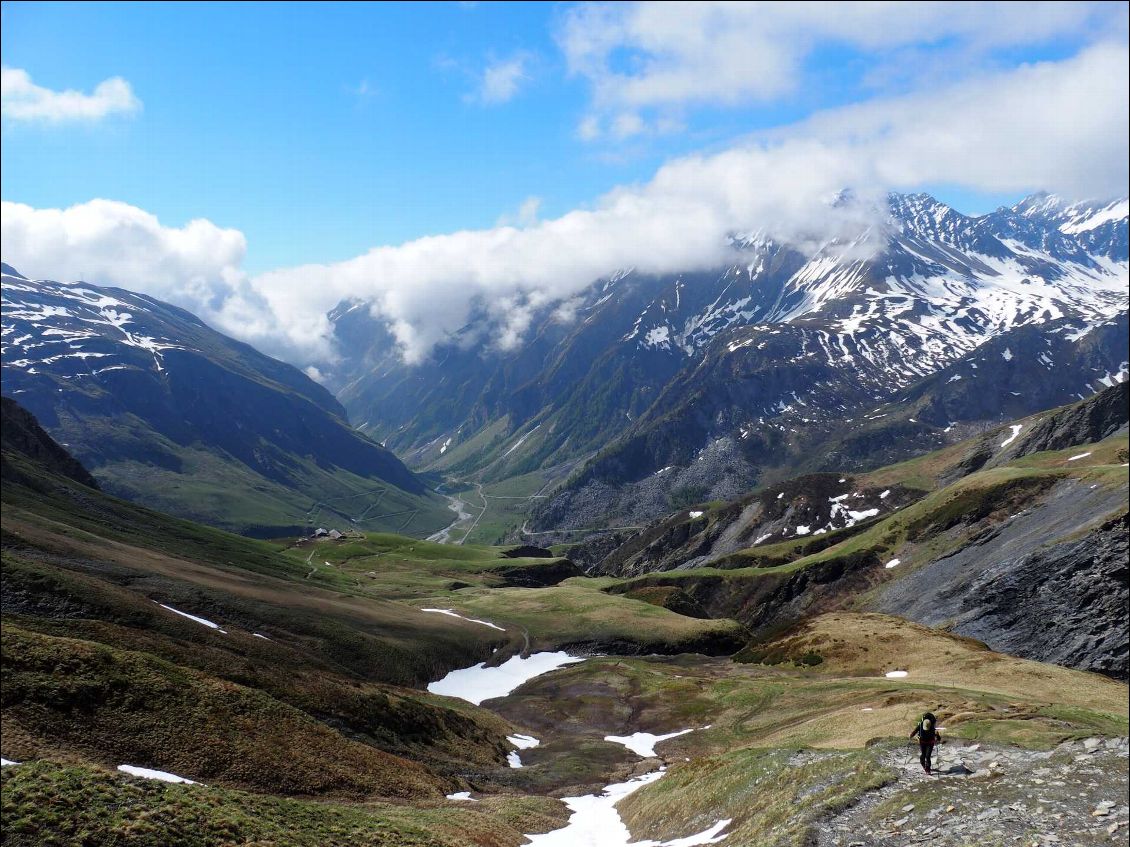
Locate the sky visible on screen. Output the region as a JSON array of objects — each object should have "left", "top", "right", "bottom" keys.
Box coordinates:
[{"left": 2, "top": 1, "right": 1128, "bottom": 368}]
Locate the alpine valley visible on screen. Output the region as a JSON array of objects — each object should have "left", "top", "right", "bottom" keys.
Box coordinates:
[
  {"left": 2, "top": 191, "right": 1128, "bottom": 847},
  {"left": 329, "top": 193, "right": 1128, "bottom": 540}
]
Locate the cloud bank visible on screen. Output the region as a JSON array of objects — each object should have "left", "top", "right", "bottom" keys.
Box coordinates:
[
  {"left": 2, "top": 42, "right": 1127, "bottom": 367},
  {"left": 559, "top": 0, "right": 1123, "bottom": 139},
  {"left": 1, "top": 67, "right": 141, "bottom": 122}
]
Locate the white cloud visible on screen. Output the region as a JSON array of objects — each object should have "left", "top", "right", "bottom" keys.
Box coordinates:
[
  {"left": 786, "top": 42, "right": 1129, "bottom": 198},
  {"left": 3, "top": 44, "right": 1126, "bottom": 368},
  {"left": 469, "top": 54, "right": 531, "bottom": 104},
  {"left": 1, "top": 67, "right": 141, "bottom": 122},
  {"left": 559, "top": 1, "right": 1123, "bottom": 137},
  {"left": 349, "top": 78, "right": 377, "bottom": 99},
  {"left": 611, "top": 112, "right": 645, "bottom": 139},
  {"left": 496, "top": 196, "right": 543, "bottom": 227},
  {"left": 0, "top": 199, "right": 282, "bottom": 351},
  {"left": 577, "top": 114, "right": 601, "bottom": 141}
]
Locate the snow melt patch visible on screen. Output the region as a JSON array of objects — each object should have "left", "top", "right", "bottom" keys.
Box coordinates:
[
  {"left": 604, "top": 729, "right": 695, "bottom": 758},
  {"left": 508, "top": 752, "right": 524, "bottom": 768},
  {"left": 421, "top": 608, "right": 505, "bottom": 631},
  {"left": 795, "top": 525, "right": 811, "bottom": 536},
  {"left": 1, "top": 758, "right": 20, "bottom": 767},
  {"left": 1067, "top": 452, "right": 1092, "bottom": 461},
  {"left": 884, "top": 670, "right": 909, "bottom": 679},
  {"left": 688, "top": 510, "right": 704, "bottom": 519},
  {"left": 118, "top": 765, "right": 197, "bottom": 785},
  {"left": 156, "top": 603, "right": 226, "bottom": 633},
  {"left": 447, "top": 791, "right": 477, "bottom": 801},
  {"left": 884, "top": 559, "right": 901, "bottom": 569},
  {"left": 1000, "top": 425, "right": 1023, "bottom": 448},
  {"left": 508, "top": 734, "right": 540, "bottom": 750},
  {"left": 523, "top": 768, "right": 731, "bottom": 847},
  {"left": 427, "top": 652, "right": 584, "bottom": 705}
]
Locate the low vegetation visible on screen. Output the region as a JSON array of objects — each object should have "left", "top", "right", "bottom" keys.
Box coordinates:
[{"left": 0, "top": 760, "right": 567, "bottom": 847}]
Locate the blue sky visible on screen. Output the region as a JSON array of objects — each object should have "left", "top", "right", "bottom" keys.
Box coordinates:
[
  {"left": 2, "top": 2, "right": 1126, "bottom": 365},
  {"left": 3, "top": 1, "right": 1109, "bottom": 273}
]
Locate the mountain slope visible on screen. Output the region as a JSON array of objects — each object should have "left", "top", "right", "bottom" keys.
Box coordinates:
[
  {"left": 3, "top": 401, "right": 1126, "bottom": 847},
  {"left": 1, "top": 264, "right": 448, "bottom": 537},
  {"left": 323, "top": 193, "right": 1127, "bottom": 536},
  {"left": 585, "top": 384, "right": 1129, "bottom": 679},
  {"left": 1, "top": 395, "right": 99, "bottom": 489}
]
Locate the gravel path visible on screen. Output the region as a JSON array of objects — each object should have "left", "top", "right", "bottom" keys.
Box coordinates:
[{"left": 813, "top": 738, "right": 1129, "bottom": 846}]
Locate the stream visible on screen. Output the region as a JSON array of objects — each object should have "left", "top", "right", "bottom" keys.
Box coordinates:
[{"left": 426, "top": 493, "right": 473, "bottom": 543}]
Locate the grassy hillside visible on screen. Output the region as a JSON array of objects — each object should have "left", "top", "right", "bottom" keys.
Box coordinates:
[
  {"left": 1, "top": 760, "right": 567, "bottom": 847},
  {"left": 4, "top": 398, "right": 1127, "bottom": 846},
  {"left": 1, "top": 419, "right": 752, "bottom": 843}
]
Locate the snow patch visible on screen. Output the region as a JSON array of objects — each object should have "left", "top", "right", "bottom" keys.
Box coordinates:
[
  {"left": 884, "top": 670, "right": 909, "bottom": 679},
  {"left": 604, "top": 728, "right": 696, "bottom": 758},
  {"left": 688, "top": 510, "right": 704, "bottom": 519},
  {"left": 427, "top": 652, "right": 584, "bottom": 705},
  {"left": 420, "top": 608, "right": 505, "bottom": 631},
  {"left": 1000, "top": 425, "right": 1023, "bottom": 448},
  {"left": 508, "top": 734, "right": 540, "bottom": 750},
  {"left": 507, "top": 751, "right": 523, "bottom": 768},
  {"left": 884, "top": 559, "right": 901, "bottom": 569},
  {"left": 523, "top": 768, "right": 731, "bottom": 846},
  {"left": 156, "top": 603, "right": 226, "bottom": 634},
  {"left": 1066, "top": 452, "right": 1092, "bottom": 461},
  {"left": 447, "top": 791, "right": 477, "bottom": 801},
  {"left": 118, "top": 765, "right": 197, "bottom": 785}
]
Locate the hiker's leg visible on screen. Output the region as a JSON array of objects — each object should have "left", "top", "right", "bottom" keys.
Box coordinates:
[
  {"left": 924, "top": 744, "right": 933, "bottom": 773},
  {"left": 919, "top": 744, "right": 929, "bottom": 770}
]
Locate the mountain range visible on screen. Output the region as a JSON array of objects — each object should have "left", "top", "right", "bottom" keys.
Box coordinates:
[
  {"left": 323, "top": 192, "right": 1127, "bottom": 538},
  {"left": 1, "top": 191, "right": 1127, "bottom": 846}
]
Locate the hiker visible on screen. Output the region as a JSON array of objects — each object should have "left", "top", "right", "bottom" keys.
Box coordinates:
[{"left": 910, "top": 712, "right": 942, "bottom": 774}]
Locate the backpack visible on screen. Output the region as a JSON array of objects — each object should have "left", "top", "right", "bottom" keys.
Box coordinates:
[{"left": 919, "top": 712, "right": 937, "bottom": 742}]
